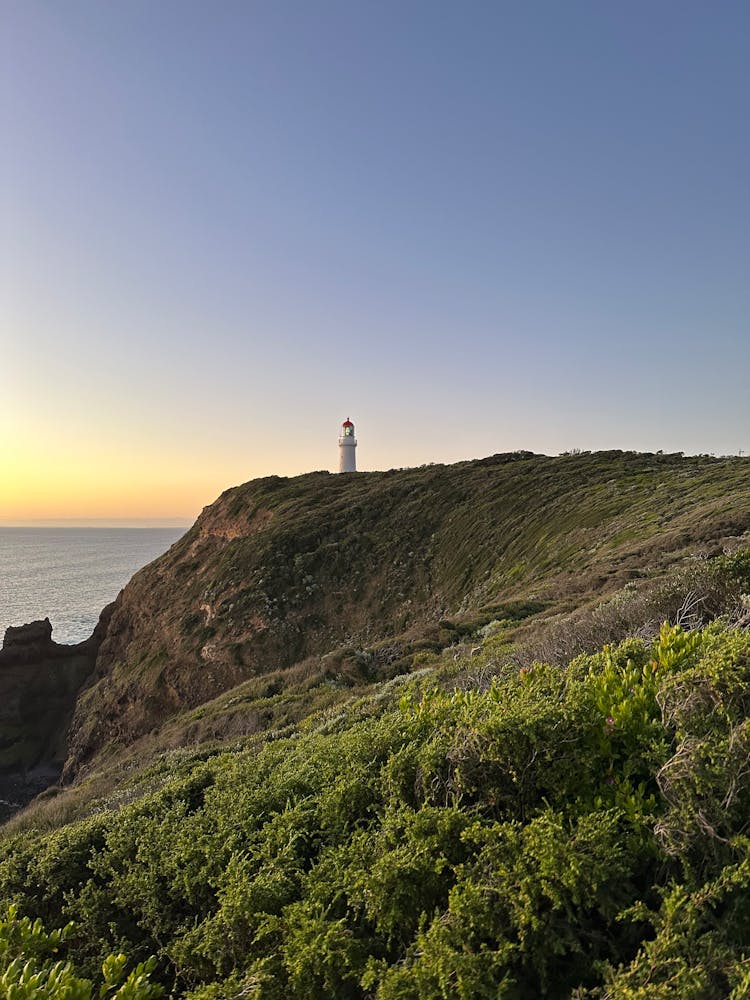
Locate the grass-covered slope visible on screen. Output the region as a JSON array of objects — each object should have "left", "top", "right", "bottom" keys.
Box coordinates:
[
  {"left": 64, "top": 451, "right": 750, "bottom": 779},
  {"left": 4, "top": 619, "right": 750, "bottom": 997},
  {"left": 2, "top": 453, "right": 750, "bottom": 997}
]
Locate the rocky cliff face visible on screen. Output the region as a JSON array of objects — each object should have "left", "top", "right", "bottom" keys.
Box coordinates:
[
  {"left": 60, "top": 452, "right": 750, "bottom": 781},
  {"left": 0, "top": 611, "right": 110, "bottom": 819}
]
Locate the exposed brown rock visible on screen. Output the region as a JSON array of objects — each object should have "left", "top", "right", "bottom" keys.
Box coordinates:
[{"left": 1, "top": 617, "right": 54, "bottom": 654}]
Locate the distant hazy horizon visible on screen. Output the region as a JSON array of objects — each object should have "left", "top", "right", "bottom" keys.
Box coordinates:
[{"left": 0, "top": 517, "right": 194, "bottom": 529}]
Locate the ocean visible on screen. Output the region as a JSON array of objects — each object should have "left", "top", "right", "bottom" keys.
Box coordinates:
[{"left": 0, "top": 527, "right": 186, "bottom": 646}]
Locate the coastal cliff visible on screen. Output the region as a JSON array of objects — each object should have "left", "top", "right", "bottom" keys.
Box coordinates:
[
  {"left": 2, "top": 451, "right": 749, "bottom": 803},
  {"left": 0, "top": 610, "right": 110, "bottom": 819},
  {"left": 57, "top": 451, "right": 750, "bottom": 780},
  {"left": 2, "top": 451, "right": 750, "bottom": 997}
]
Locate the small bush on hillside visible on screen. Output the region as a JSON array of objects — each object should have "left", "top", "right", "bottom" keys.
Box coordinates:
[
  {"left": 515, "top": 549, "right": 750, "bottom": 669},
  {"left": 0, "top": 905, "right": 162, "bottom": 998}
]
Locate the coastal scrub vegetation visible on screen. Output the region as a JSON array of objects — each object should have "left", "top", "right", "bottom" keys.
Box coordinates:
[
  {"left": 2, "top": 453, "right": 750, "bottom": 996},
  {"left": 3, "top": 617, "right": 750, "bottom": 996}
]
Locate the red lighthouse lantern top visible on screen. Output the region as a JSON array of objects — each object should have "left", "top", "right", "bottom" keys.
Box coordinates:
[{"left": 342, "top": 417, "right": 354, "bottom": 428}]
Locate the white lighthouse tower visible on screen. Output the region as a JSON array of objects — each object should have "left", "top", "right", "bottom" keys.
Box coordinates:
[{"left": 338, "top": 417, "right": 357, "bottom": 473}]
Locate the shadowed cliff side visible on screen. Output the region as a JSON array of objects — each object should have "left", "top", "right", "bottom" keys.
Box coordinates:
[
  {"left": 61, "top": 451, "right": 750, "bottom": 781},
  {"left": 0, "top": 608, "right": 112, "bottom": 819}
]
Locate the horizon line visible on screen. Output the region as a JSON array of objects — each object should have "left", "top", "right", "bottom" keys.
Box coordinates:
[{"left": 0, "top": 518, "right": 193, "bottom": 529}]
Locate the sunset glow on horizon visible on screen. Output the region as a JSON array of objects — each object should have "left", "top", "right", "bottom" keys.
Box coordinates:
[{"left": 4, "top": 2, "right": 749, "bottom": 522}]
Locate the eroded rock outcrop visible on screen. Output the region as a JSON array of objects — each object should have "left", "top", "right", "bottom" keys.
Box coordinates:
[{"left": 0, "top": 609, "right": 112, "bottom": 819}]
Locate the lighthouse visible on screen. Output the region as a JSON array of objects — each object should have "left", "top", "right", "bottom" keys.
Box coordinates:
[{"left": 338, "top": 417, "right": 357, "bottom": 473}]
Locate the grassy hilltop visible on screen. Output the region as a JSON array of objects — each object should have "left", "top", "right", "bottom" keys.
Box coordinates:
[
  {"left": 62, "top": 450, "right": 750, "bottom": 781},
  {"left": 1, "top": 450, "right": 750, "bottom": 998}
]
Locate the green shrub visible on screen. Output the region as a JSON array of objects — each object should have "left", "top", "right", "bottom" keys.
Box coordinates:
[{"left": 0, "top": 905, "right": 162, "bottom": 998}]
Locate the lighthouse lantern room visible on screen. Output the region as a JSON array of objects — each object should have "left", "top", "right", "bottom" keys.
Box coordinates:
[{"left": 338, "top": 418, "right": 357, "bottom": 473}]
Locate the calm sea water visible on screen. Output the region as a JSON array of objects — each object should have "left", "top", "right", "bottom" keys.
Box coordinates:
[{"left": 0, "top": 527, "right": 186, "bottom": 645}]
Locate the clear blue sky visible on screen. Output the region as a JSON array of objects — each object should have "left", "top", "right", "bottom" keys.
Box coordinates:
[{"left": 2, "top": 1, "right": 749, "bottom": 520}]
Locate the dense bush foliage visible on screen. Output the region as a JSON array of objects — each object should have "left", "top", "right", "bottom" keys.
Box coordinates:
[
  {"left": 0, "top": 905, "right": 162, "bottom": 998},
  {"left": 4, "top": 622, "right": 750, "bottom": 996}
]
